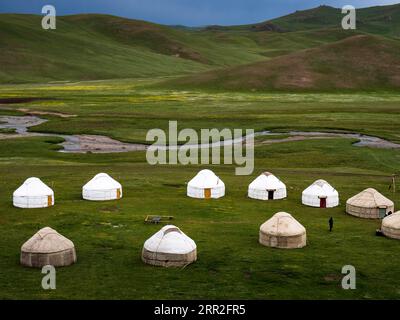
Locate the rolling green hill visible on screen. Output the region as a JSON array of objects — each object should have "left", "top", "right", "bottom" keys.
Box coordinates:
[
  {"left": 1, "top": 3, "right": 400, "bottom": 85},
  {"left": 0, "top": 14, "right": 206, "bottom": 83},
  {"left": 1, "top": 13, "right": 313, "bottom": 84},
  {"left": 0, "top": 12, "right": 364, "bottom": 84},
  {"left": 163, "top": 34, "right": 400, "bottom": 91}
]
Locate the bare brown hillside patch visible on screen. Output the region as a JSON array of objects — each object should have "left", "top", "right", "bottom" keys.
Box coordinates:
[{"left": 166, "top": 34, "right": 400, "bottom": 91}]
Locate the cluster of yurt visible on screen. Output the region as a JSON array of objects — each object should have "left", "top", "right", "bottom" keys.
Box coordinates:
[
  {"left": 20, "top": 224, "right": 197, "bottom": 269},
  {"left": 185, "top": 170, "right": 342, "bottom": 209},
  {"left": 12, "top": 173, "right": 122, "bottom": 209},
  {"left": 16, "top": 168, "right": 399, "bottom": 270}
]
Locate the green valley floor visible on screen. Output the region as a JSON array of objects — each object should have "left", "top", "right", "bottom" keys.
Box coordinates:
[{"left": 0, "top": 79, "right": 399, "bottom": 299}]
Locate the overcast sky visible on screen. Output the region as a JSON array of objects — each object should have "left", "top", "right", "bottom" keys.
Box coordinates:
[{"left": 1, "top": 0, "right": 399, "bottom": 26}]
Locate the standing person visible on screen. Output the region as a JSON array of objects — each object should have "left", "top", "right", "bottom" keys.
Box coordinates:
[{"left": 329, "top": 217, "right": 334, "bottom": 232}]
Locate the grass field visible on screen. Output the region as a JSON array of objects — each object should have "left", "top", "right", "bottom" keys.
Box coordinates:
[
  {"left": 0, "top": 79, "right": 399, "bottom": 299},
  {"left": 1, "top": 79, "right": 400, "bottom": 143}
]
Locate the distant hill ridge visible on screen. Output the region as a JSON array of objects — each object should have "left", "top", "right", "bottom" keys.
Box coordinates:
[{"left": 208, "top": 4, "right": 400, "bottom": 36}]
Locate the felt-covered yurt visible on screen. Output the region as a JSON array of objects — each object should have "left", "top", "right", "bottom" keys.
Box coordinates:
[
  {"left": 302, "top": 179, "right": 339, "bottom": 208},
  {"left": 20, "top": 227, "right": 77, "bottom": 268},
  {"left": 259, "top": 212, "right": 306, "bottom": 249},
  {"left": 142, "top": 225, "right": 197, "bottom": 267},
  {"left": 13, "top": 177, "right": 54, "bottom": 208},
  {"left": 187, "top": 169, "right": 225, "bottom": 199},
  {"left": 346, "top": 188, "right": 394, "bottom": 219},
  {"left": 248, "top": 172, "right": 287, "bottom": 200},
  {"left": 382, "top": 211, "right": 400, "bottom": 239},
  {"left": 82, "top": 173, "right": 122, "bottom": 201}
]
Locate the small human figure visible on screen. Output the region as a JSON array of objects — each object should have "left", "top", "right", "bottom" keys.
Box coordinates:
[{"left": 329, "top": 217, "right": 334, "bottom": 232}]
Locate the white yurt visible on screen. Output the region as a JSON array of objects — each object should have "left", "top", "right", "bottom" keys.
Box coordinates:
[
  {"left": 13, "top": 177, "right": 54, "bottom": 208},
  {"left": 142, "top": 225, "right": 197, "bottom": 267},
  {"left": 259, "top": 212, "right": 306, "bottom": 249},
  {"left": 82, "top": 173, "right": 122, "bottom": 201},
  {"left": 346, "top": 188, "right": 394, "bottom": 219},
  {"left": 382, "top": 211, "right": 400, "bottom": 239},
  {"left": 187, "top": 169, "right": 225, "bottom": 199},
  {"left": 20, "top": 227, "right": 77, "bottom": 268},
  {"left": 248, "top": 172, "right": 287, "bottom": 200},
  {"left": 302, "top": 179, "right": 339, "bottom": 208}
]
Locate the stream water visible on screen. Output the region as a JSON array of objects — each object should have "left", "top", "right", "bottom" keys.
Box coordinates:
[{"left": 0, "top": 116, "right": 398, "bottom": 153}]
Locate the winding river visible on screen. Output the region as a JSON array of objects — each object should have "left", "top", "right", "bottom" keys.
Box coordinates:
[{"left": 0, "top": 115, "right": 399, "bottom": 153}]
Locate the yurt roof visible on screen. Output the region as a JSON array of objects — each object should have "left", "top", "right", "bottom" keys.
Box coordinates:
[
  {"left": 382, "top": 211, "right": 400, "bottom": 229},
  {"left": 13, "top": 177, "right": 53, "bottom": 197},
  {"left": 143, "top": 225, "right": 196, "bottom": 254},
  {"left": 188, "top": 169, "right": 224, "bottom": 189},
  {"left": 83, "top": 173, "right": 121, "bottom": 191},
  {"left": 260, "top": 212, "right": 306, "bottom": 237},
  {"left": 303, "top": 179, "right": 338, "bottom": 197},
  {"left": 249, "top": 172, "right": 286, "bottom": 190},
  {"left": 21, "top": 227, "right": 75, "bottom": 253},
  {"left": 347, "top": 188, "right": 394, "bottom": 208}
]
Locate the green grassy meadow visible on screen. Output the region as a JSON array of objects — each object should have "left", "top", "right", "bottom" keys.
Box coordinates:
[
  {"left": 1, "top": 79, "right": 400, "bottom": 143},
  {"left": 0, "top": 79, "right": 399, "bottom": 299}
]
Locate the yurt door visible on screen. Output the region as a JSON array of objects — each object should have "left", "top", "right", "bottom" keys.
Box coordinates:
[
  {"left": 47, "top": 195, "right": 52, "bottom": 207},
  {"left": 268, "top": 190, "right": 274, "bottom": 200},
  {"left": 116, "top": 188, "right": 121, "bottom": 199},
  {"left": 320, "top": 198, "right": 326, "bottom": 208},
  {"left": 204, "top": 188, "right": 211, "bottom": 199},
  {"left": 379, "top": 208, "right": 386, "bottom": 218}
]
